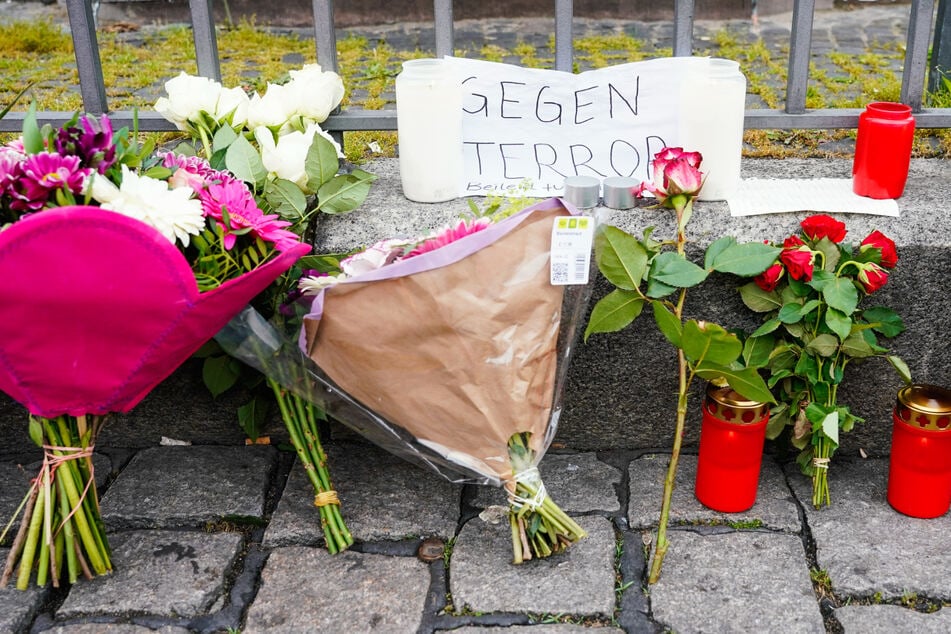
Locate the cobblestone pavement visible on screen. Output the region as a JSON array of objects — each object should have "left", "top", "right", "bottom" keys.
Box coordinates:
[{"left": 3, "top": 440, "right": 950, "bottom": 633}]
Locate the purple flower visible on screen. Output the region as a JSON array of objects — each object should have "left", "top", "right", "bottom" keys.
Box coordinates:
[
  {"left": 55, "top": 114, "right": 116, "bottom": 174},
  {"left": 0, "top": 147, "right": 24, "bottom": 194}
]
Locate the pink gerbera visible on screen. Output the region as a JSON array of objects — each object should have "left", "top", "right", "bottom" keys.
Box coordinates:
[
  {"left": 403, "top": 217, "right": 492, "bottom": 259},
  {"left": 198, "top": 181, "right": 299, "bottom": 251}
]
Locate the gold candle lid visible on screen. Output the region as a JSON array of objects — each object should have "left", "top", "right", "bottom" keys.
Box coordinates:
[
  {"left": 895, "top": 384, "right": 951, "bottom": 431},
  {"left": 705, "top": 382, "right": 770, "bottom": 424}
]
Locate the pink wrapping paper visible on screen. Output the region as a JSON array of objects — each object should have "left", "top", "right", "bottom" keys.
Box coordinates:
[{"left": 0, "top": 205, "right": 309, "bottom": 417}]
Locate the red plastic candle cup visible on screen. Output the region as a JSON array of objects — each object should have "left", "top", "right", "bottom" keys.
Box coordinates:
[
  {"left": 695, "top": 383, "right": 770, "bottom": 513},
  {"left": 852, "top": 101, "right": 915, "bottom": 199},
  {"left": 887, "top": 384, "right": 951, "bottom": 518}
]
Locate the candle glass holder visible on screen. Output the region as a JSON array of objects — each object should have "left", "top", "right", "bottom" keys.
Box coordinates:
[
  {"left": 887, "top": 384, "right": 951, "bottom": 518},
  {"left": 695, "top": 383, "right": 770, "bottom": 513}
]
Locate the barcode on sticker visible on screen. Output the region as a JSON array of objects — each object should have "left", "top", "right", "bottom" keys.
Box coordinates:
[{"left": 550, "top": 216, "right": 594, "bottom": 286}]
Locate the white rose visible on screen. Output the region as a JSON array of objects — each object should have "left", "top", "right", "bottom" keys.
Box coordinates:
[
  {"left": 246, "top": 83, "right": 294, "bottom": 129},
  {"left": 84, "top": 172, "right": 121, "bottom": 204},
  {"left": 154, "top": 72, "right": 222, "bottom": 131},
  {"left": 215, "top": 85, "right": 250, "bottom": 128},
  {"left": 286, "top": 64, "right": 345, "bottom": 123},
  {"left": 253, "top": 125, "right": 314, "bottom": 192}
]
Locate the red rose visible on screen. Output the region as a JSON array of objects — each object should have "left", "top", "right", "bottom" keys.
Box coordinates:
[
  {"left": 801, "top": 214, "right": 847, "bottom": 243},
  {"left": 754, "top": 263, "right": 784, "bottom": 292},
  {"left": 860, "top": 230, "right": 898, "bottom": 269},
  {"left": 783, "top": 235, "right": 804, "bottom": 248},
  {"left": 780, "top": 245, "right": 815, "bottom": 282},
  {"left": 857, "top": 263, "right": 889, "bottom": 294}
]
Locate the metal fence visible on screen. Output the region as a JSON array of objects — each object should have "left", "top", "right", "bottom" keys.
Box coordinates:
[{"left": 3, "top": 0, "right": 951, "bottom": 133}]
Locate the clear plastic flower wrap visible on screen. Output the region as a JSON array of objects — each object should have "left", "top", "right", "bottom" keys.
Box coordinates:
[{"left": 216, "top": 198, "right": 594, "bottom": 561}]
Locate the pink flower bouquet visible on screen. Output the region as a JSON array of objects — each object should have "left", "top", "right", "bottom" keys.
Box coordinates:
[
  {"left": 221, "top": 197, "right": 592, "bottom": 563},
  {"left": 0, "top": 109, "right": 308, "bottom": 589}
]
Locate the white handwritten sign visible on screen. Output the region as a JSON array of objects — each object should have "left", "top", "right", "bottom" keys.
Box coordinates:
[{"left": 445, "top": 56, "right": 701, "bottom": 198}]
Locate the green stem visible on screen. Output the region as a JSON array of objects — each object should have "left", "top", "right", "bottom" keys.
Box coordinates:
[
  {"left": 16, "top": 479, "right": 45, "bottom": 590},
  {"left": 269, "top": 379, "right": 352, "bottom": 554},
  {"left": 56, "top": 473, "right": 79, "bottom": 585}
]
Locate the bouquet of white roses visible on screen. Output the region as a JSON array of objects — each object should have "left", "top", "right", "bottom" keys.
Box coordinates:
[
  {"left": 154, "top": 65, "right": 374, "bottom": 553},
  {"left": 0, "top": 107, "right": 309, "bottom": 589}
]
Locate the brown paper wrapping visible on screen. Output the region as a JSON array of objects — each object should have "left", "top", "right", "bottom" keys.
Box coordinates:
[{"left": 303, "top": 208, "right": 568, "bottom": 483}]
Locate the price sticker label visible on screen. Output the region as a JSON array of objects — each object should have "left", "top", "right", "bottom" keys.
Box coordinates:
[{"left": 550, "top": 216, "right": 594, "bottom": 286}]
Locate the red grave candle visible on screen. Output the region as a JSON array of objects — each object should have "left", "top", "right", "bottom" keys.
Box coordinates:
[
  {"left": 852, "top": 101, "right": 915, "bottom": 199},
  {"left": 694, "top": 383, "right": 770, "bottom": 513},
  {"left": 887, "top": 384, "right": 951, "bottom": 519}
]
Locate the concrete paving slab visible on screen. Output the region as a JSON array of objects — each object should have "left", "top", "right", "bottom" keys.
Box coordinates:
[
  {"left": 445, "top": 626, "right": 625, "bottom": 633},
  {"left": 628, "top": 453, "right": 801, "bottom": 531},
  {"left": 0, "top": 557, "right": 48, "bottom": 634},
  {"left": 649, "top": 530, "right": 824, "bottom": 633},
  {"left": 450, "top": 515, "right": 616, "bottom": 616},
  {"left": 264, "top": 442, "right": 461, "bottom": 546},
  {"left": 56, "top": 530, "right": 243, "bottom": 619},
  {"left": 835, "top": 604, "right": 951, "bottom": 633},
  {"left": 100, "top": 446, "right": 275, "bottom": 528},
  {"left": 471, "top": 452, "right": 622, "bottom": 513},
  {"left": 788, "top": 458, "right": 951, "bottom": 601},
  {"left": 43, "top": 625, "right": 190, "bottom": 634},
  {"left": 244, "top": 546, "right": 430, "bottom": 633}
]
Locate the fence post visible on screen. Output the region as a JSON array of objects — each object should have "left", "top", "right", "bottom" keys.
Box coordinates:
[
  {"left": 189, "top": 0, "right": 221, "bottom": 82},
  {"left": 65, "top": 0, "right": 107, "bottom": 115},
  {"left": 929, "top": 0, "right": 951, "bottom": 95}
]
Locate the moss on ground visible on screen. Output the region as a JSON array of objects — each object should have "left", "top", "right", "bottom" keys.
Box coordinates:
[{"left": 1, "top": 16, "right": 948, "bottom": 161}]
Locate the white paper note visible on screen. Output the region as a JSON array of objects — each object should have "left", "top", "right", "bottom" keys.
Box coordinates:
[{"left": 727, "top": 178, "right": 900, "bottom": 217}]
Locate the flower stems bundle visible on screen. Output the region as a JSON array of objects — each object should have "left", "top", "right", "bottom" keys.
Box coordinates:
[
  {"left": 269, "top": 378, "right": 352, "bottom": 553},
  {"left": 1, "top": 415, "right": 112, "bottom": 590},
  {"left": 506, "top": 433, "right": 586, "bottom": 564}
]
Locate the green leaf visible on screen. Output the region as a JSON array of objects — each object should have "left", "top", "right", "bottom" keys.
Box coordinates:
[
  {"left": 704, "top": 236, "right": 736, "bottom": 270},
  {"left": 304, "top": 133, "right": 341, "bottom": 191},
  {"left": 778, "top": 302, "right": 806, "bottom": 324},
  {"left": 822, "top": 276, "right": 859, "bottom": 315},
  {"left": 888, "top": 355, "right": 912, "bottom": 384},
  {"left": 316, "top": 170, "right": 375, "bottom": 215},
  {"left": 841, "top": 333, "right": 875, "bottom": 358},
  {"left": 264, "top": 178, "right": 309, "bottom": 220},
  {"left": 751, "top": 318, "right": 782, "bottom": 337},
  {"left": 21, "top": 102, "right": 42, "bottom": 154},
  {"left": 807, "top": 269, "right": 835, "bottom": 292},
  {"left": 650, "top": 252, "right": 709, "bottom": 288},
  {"left": 212, "top": 125, "right": 239, "bottom": 153},
  {"left": 805, "top": 333, "right": 839, "bottom": 357},
  {"left": 28, "top": 416, "right": 44, "bottom": 447},
  {"left": 820, "top": 410, "right": 840, "bottom": 445},
  {"left": 766, "top": 404, "right": 790, "bottom": 439},
  {"left": 225, "top": 134, "right": 267, "bottom": 187},
  {"left": 743, "top": 333, "right": 775, "bottom": 367},
  {"left": 824, "top": 307, "right": 852, "bottom": 341},
  {"left": 594, "top": 225, "right": 648, "bottom": 291},
  {"left": 695, "top": 363, "right": 776, "bottom": 404},
  {"left": 710, "top": 241, "right": 782, "bottom": 276},
  {"left": 863, "top": 306, "right": 906, "bottom": 338},
  {"left": 814, "top": 237, "right": 841, "bottom": 272},
  {"left": 202, "top": 355, "right": 241, "bottom": 398},
  {"left": 583, "top": 290, "right": 644, "bottom": 340},
  {"left": 794, "top": 352, "right": 820, "bottom": 384},
  {"left": 738, "top": 282, "right": 782, "bottom": 313},
  {"left": 682, "top": 320, "right": 742, "bottom": 365},
  {"left": 652, "top": 301, "right": 682, "bottom": 348},
  {"left": 237, "top": 397, "right": 270, "bottom": 442},
  {"left": 646, "top": 276, "right": 677, "bottom": 299}
]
